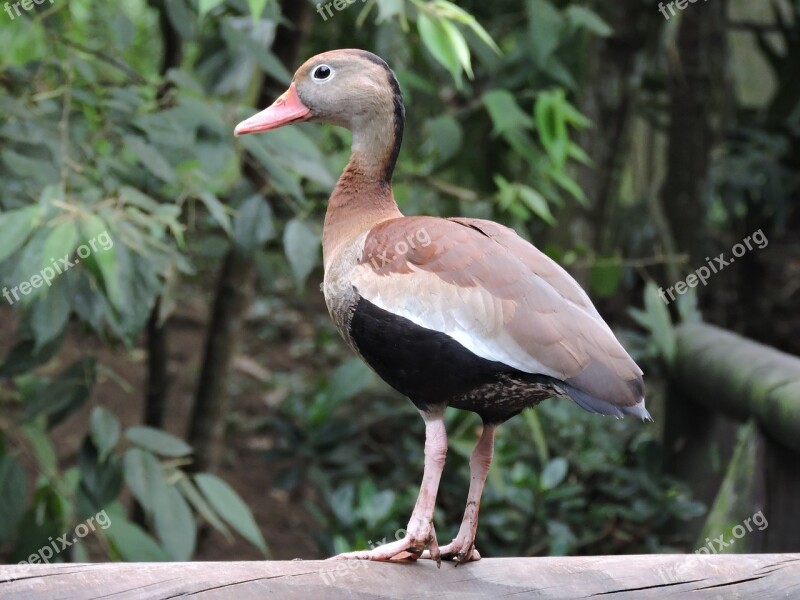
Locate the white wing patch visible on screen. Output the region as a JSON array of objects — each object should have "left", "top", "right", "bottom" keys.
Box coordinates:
[{"left": 350, "top": 264, "right": 564, "bottom": 379}]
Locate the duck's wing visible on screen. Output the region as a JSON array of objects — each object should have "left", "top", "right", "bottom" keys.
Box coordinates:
[{"left": 349, "top": 215, "right": 648, "bottom": 419}]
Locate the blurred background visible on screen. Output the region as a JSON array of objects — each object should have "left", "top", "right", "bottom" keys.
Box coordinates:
[{"left": 0, "top": 0, "right": 798, "bottom": 565}]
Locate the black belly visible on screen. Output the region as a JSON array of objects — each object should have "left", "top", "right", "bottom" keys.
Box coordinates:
[{"left": 348, "top": 297, "right": 566, "bottom": 423}]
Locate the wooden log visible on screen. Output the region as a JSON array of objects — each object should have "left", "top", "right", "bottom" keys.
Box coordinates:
[
  {"left": 671, "top": 324, "right": 800, "bottom": 553},
  {"left": 672, "top": 322, "right": 800, "bottom": 453},
  {"left": 1, "top": 555, "right": 798, "bottom": 599}
]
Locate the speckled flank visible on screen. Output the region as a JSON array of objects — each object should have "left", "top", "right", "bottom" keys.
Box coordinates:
[{"left": 450, "top": 374, "right": 568, "bottom": 424}]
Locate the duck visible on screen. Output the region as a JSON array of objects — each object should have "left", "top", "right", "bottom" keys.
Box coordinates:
[{"left": 234, "top": 49, "right": 650, "bottom": 565}]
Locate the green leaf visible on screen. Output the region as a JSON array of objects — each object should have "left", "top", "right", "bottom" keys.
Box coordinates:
[
  {"left": 125, "top": 427, "right": 193, "bottom": 458},
  {"left": 358, "top": 481, "right": 394, "bottom": 528},
  {"left": 165, "top": 0, "right": 197, "bottom": 40},
  {"left": 154, "top": 485, "right": 196, "bottom": 561},
  {"left": 0, "top": 454, "right": 27, "bottom": 546},
  {"left": 0, "top": 335, "right": 64, "bottom": 377},
  {"left": 518, "top": 186, "right": 556, "bottom": 225},
  {"left": 0, "top": 205, "right": 39, "bottom": 264},
  {"left": 195, "top": 473, "right": 268, "bottom": 555},
  {"left": 535, "top": 90, "right": 569, "bottom": 167},
  {"left": 252, "top": 49, "right": 293, "bottom": 86},
  {"left": 548, "top": 167, "right": 588, "bottom": 206},
  {"left": 417, "top": 12, "right": 462, "bottom": 85},
  {"left": 238, "top": 136, "right": 304, "bottom": 200},
  {"left": 21, "top": 422, "right": 57, "bottom": 477},
  {"left": 330, "top": 484, "right": 356, "bottom": 526},
  {"left": 197, "top": 191, "right": 233, "bottom": 236},
  {"left": 676, "top": 287, "right": 702, "bottom": 323},
  {"left": 374, "top": 0, "right": 404, "bottom": 23},
  {"left": 544, "top": 57, "right": 578, "bottom": 91},
  {"left": 643, "top": 281, "right": 676, "bottom": 364},
  {"left": 440, "top": 19, "right": 473, "bottom": 78},
  {"left": 247, "top": 0, "right": 268, "bottom": 21},
  {"left": 527, "top": 0, "right": 562, "bottom": 65},
  {"left": 568, "top": 143, "right": 592, "bottom": 166},
  {"left": 257, "top": 128, "right": 334, "bottom": 187},
  {"left": 176, "top": 476, "right": 232, "bottom": 542},
  {"left": 23, "top": 357, "right": 97, "bottom": 428},
  {"left": 233, "top": 195, "right": 274, "bottom": 257},
  {"left": 198, "top": 0, "right": 226, "bottom": 18},
  {"left": 29, "top": 279, "right": 71, "bottom": 352},
  {"left": 590, "top": 263, "right": 623, "bottom": 298},
  {"left": 430, "top": 0, "right": 500, "bottom": 53},
  {"left": 483, "top": 90, "right": 533, "bottom": 136},
  {"left": 104, "top": 503, "right": 171, "bottom": 561},
  {"left": 565, "top": 6, "right": 613, "bottom": 37},
  {"left": 327, "top": 359, "right": 374, "bottom": 405},
  {"left": 1, "top": 149, "right": 56, "bottom": 183},
  {"left": 124, "top": 448, "right": 168, "bottom": 514},
  {"left": 41, "top": 221, "right": 79, "bottom": 280},
  {"left": 91, "top": 407, "right": 121, "bottom": 462},
  {"left": 561, "top": 101, "right": 592, "bottom": 129},
  {"left": 523, "top": 410, "right": 549, "bottom": 463},
  {"left": 540, "top": 457, "right": 568, "bottom": 490},
  {"left": 283, "top": 219, "right": 320, "bottom": 289},
  {"left": 423, "top": 115, "right": 464, "bottom": 162},
  {"left": 106, "top": 243, "right": 164, "bottom": 344},
  {"left": 123, "top": 135, "right": 177, "bottom": 184},
  {"left": 77, "top": 439, "right": 124, "bottom": 518},
  {"left": 80, "top": 215, "right": 122, "bottom": 310},
  {"left": 119, "top": 186, "right": 160, "bottom": 212}
]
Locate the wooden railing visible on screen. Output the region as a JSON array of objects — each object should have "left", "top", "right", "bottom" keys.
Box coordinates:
[
  {"left": 1, "top": 555, "right": 798, "bottom": 599},
  {"left": 672, "top": 322, "right": 800, "bottom": 452},
  {"left": 668, "top": 322, "right": 800, "bottom": 553}
]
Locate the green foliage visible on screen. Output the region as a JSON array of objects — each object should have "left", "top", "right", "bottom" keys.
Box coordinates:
[
  {"left": 0, "top": 397, "right": 266, "bottom": 563},
  {"left": 0, "top": 0, "right": 326, "bottom": 565},
  {"left": 630, "top": 282, "right": 677, "bottom": 366},
  {"left": 267, "top": 371, "right": 703, "bottom": 557},
  {"left": 283, "top": 219, "right": 321, "bottom": 290},
  {"left": 195, "top": 474, "right": 269, "bottom": 555},
  {"left": 0, "top": 454, "right": 26, "bottom": 547},
  {"left": 4, "top": 0, "right": 770, "bottom": 567}
]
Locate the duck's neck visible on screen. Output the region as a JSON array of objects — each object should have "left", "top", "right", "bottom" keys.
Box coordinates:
[{"left": 323, "top": 101, "right": 405, "bottom": 270}]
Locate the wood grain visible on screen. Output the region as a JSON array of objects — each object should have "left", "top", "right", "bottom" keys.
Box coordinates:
[{"left": 1, "top": 554, "right": 798, "bottom": 599}]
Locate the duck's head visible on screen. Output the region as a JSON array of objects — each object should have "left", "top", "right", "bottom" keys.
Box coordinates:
[
  {"left": 235, "top": 50, "right": 405, "bottom": 183},
  {"left": 235, "top": 49, "right": 403, "bottom": 136}
]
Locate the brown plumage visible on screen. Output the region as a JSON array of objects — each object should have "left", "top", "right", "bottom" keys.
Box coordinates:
[{"left": 235, "top": 49, "right": 649, "bottom": 565}]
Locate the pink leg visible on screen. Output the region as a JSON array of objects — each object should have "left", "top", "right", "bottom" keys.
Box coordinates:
[
  {"left": 424, "top": 423, "right": 496, "bottom": 564},
  {"left": 330, "top": 413, "right": 447, "bottom": 562}
]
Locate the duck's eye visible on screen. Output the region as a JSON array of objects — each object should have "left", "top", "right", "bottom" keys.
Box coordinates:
[{"left": 312, "top": 64, "right": 334, "bottom": 83}]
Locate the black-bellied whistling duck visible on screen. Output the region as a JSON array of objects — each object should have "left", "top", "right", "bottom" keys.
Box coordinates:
[{"left": 235, "top": 49, "right": 650, "bottom": 564}]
